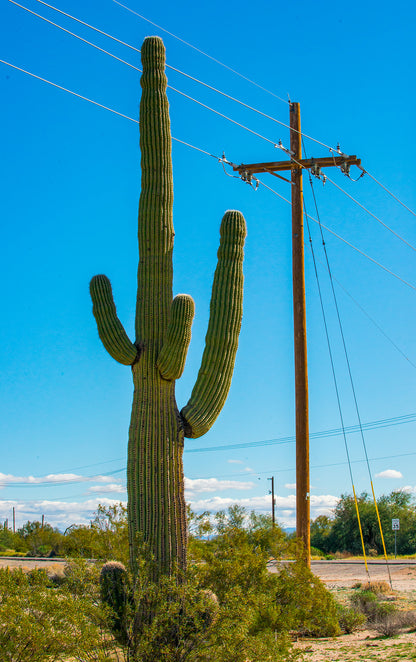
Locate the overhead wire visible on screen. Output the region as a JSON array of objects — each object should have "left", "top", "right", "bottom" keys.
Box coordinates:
[
  {"left": 255, "top": 178, "right": 416, "bottom": 291},
  {"left": 10, "top": 0, "right": 416, "bottom": 239},
  {"left": 324, "top": 174, "right": 416, "bottom": 253},
  {"left": 8, "top": 0, "right": 416, "bottom": 236},
  {"left": 110, "top": 0, "right": 289, "bottom": 104},
  {"left": 0, "top": 58, "right": 222, "bottom": 162},
  {"left": 7, "top": 446, "right": 416, "bottom": 497},
  {"left": 16, "top": 0, "right": 341, "bottom": 152},
  {"left": 2, "top": 413, "right": 416, "bottom": 486},
  {"left": 8, "top": 0, "right": 283, "bottom": 149},
  {"left": 304, "top": 172, "right": 370, "bottom": 576},
  {"left": 5, "top": 52, "right": 409, "bottom": 290},
  {"left": 360, "top": 168, "right": 416, "bottom": 219},
  {"left": 303, "top": 152, "right": 372, "bottom": 575},
  {"left": 307, "top": 163, "right": 393, "bottom": 587},
  {"left": 327, "top": 271, "right": 416, "bottom": 370}
]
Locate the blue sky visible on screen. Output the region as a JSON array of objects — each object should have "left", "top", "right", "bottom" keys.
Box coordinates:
[{"left": 1, "top": 0, "right": 415, "bottom": 532}]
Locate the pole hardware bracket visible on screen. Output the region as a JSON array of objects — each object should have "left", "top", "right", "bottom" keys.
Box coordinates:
[
  {"left": 310, "top": 161, "right": 322, "bottom": 178},
  {"left": 340, "top": 161, "right": 351, "bottom": 176}
]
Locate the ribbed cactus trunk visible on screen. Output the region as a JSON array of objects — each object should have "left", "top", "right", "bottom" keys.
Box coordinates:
[
  {"left": 129, "top": 38, "right": 186, "bottom": 573},
  {"left": 90, "top": 36, "right": 246, "bottom": 576}
]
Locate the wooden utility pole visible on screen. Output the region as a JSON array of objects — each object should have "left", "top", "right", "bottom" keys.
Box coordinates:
[
  {"left": 268, "top": 476, "right": 276, "bottom": 526},
  {"left": 290, "top": 102, "right": 310, "bottom": 564},
  {"left": 232, "top": 104, "right": 361, "bottom": 567}
]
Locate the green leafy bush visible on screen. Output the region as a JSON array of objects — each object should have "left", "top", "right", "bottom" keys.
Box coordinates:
[
  {"left": 0, "top": 566, "right": 117, "bottom": 661},
  {"left": 273, "top": 559, "right": 341, "bottom": 637},
  {"left": 62, "top": 502, "right": 129, "bottom": 563},
  {"left": 336, "top": 603, "right": 366, "bottom": 633},
  {"left": 351, "top": 589, "right": 396, "bottom": 623},
  {"left": 194, "top": 507, "right": 340, "bottom": 641}
]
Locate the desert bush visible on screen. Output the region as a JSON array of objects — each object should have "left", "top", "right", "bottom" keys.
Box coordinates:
[
  {"left": 336, "top": 603, "right": 366, "bottom": 633},
  {"left": 17, "top": 521, "right": 63, "bottom": 557},
  {"left": 60, "top": 557, "right": 101, "bottom": 599},
  {"left": 114, "top": 519, "right": 298, "bottom": 662},
  {"left": 195, "top": 508, "right": 340, "bottom": 640},
  {"left": 361, "top": 580, "right": 392, "bottom": 595},
  {"left": 371, "top": 611, "right": 404, "bottom": 636},
  {"left": 100, "top": 560, "right": 131, "bottom": 644},
  {"left": 350, "top": 589, "right": 396, "bottom": 623},
  {"left": 0, "top": 566, "right": 118, "bottom": 661},
  {"left": 62, "top": 502, "right": 129, "bottom": 563},
  {"left": 273, "top": 559, "right": 341, "bottom": 637}
]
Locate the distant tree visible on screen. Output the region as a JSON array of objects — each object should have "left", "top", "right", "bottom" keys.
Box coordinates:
[
  {"left": 310, "top": 515, "right": 333, "bottom": 553},
  {"left": 62, "top": 503, "right": 129, "bottom": 563},
  {"left": 18, "top": 520, "right": 63, "bottom": 557},
  {"left": 310, "top": 490, "right": 416, "bottom": 556}
]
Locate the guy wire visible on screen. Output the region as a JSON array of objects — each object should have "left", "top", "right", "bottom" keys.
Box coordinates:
[
  {"left": 303, "top": 177, "right": 370, "bottom": 580},
  {"left": 304, "top": 142, "right": 393, "bottom": 588}
]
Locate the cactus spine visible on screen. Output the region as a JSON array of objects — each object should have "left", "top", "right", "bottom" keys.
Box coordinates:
[{"left": 90, "top": 36, "right": 246, "bottom": 575}]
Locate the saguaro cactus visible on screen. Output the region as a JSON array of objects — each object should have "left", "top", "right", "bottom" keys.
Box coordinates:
[{"left": 90, "top": 36, "right": 246, "bottom": 574}]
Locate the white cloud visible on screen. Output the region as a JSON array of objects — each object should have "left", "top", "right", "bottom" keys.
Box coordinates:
[
  {"left": 402, "top": 485, "right": 416, "bottom": 494},
  {"left": 0, "top": 472, "right": 115, "bottom": 488},
  {"left": 285, "top": 483, "right": 296, "bottom": 490},
  {"left": 0, "top": 489, "right": 340, "bottom": 533},
  {"left": 227, "top": 460, "right": 244, "bottom": 465},
  {"left": 375, "top": 470, "right": 403, "bottom": 479},
  {"left": 88, "top": 483, "right": 126, "bottom": 494},
  {"left": 187, "top": 492, "right": 339, "bottom": 529},
  {"left": 185, "top": 478, "right": 255, "bottom": 495}
]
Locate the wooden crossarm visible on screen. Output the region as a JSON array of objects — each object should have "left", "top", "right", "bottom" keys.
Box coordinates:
[{"left": 233, "top": 154, "right": 361, "bottom": 175}]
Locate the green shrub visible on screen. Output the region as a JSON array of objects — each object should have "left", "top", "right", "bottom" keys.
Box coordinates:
[
  {"left": 273, "top": 559, "right": 341, "bottom": 637},
  {"left": 128, "top": 558, "right": 221, "bottom": 662},
  {"left": 336, "top": 603, "right": 366, "bottom": 633},
  {"left": 351, "top": 589, "right": 396, "bottom": 623},
  {"left": 0, "top": 566, "right": 118, "bottom": 661},
  {"left": 100, "top": 561, "right": 131, "bottom": 643}
]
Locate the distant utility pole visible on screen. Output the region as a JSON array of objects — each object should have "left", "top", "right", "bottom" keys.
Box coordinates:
[
  {"left": 268, "top": 476, "right": 276, "bottom": 526},
  {"left": 233, "top": 102, "right": 361, "bottom": 567}
]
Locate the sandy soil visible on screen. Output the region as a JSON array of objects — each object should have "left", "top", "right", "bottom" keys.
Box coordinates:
[
  {"left": 0, "top": 556, "right": 68, "bottom": 575},
  {"left": 294, "top": 561, "right": 416, "bottom": 661}
]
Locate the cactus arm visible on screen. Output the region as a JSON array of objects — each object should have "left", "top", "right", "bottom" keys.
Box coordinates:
[
  {"left": 157, "top": 294, "right": 195, "bottom": 380},
  {"left": 180, "top": 210, "right": 246, "bottom": 438},
  {"left": 90, "top": 274, "right": 138, "bottom": 366}
]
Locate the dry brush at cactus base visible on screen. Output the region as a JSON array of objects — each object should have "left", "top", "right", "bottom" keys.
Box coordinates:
[{"left": 90, "top": 36, "right": 246, "bottom": 576}]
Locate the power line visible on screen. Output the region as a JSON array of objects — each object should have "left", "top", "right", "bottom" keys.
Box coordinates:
[
  {"left": 185, "top": 412, "right": 416, "bottom": 454},
  {"left": 191, "top": 449, "right": 416, "bottom": 481},
  {"left": 24, "top": 0, "right": 339, "bottom": 152},
  {"left": 6, "top": 446, "right": 416, "bottom": 496},
  {"left": 110, "top": 0, "right": 288, "bottom": 104},
  {"left": 330, "top": 272, "right": 416, "bottom": 370},
  {"left": 315, "top": 175, "right": 393, "bottom": 585},
  {"left": 325, "top": 174, "right": 416, "bottom": 253},
  {"left": 10, "top": 0, "right": 416, "bottom": 224},
  {"left": 256, "top": 178, "right": 416, "bottom": 291},
  {"left": 0, "top": 58, "right": 220, "bottom": 161},
  {"left": 2, "top": 55, "right": 415, "bottom": 294},
  {"left": 360, "top": 168, "right": 416, "bottom": 218},
  {"left": 2, "top": 414, "right": 415, "bottom": 486},
  {"left": 8, "top": 1, "right": 284, "bottom": 150}
]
